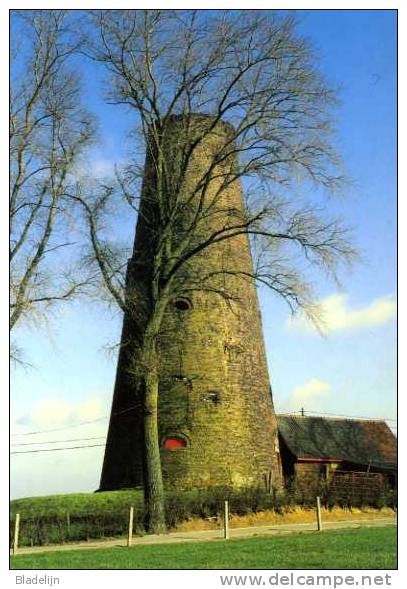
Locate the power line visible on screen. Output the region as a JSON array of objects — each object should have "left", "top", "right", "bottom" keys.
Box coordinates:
[
  {"left": 11, "top": 406, "right": 396, "bottom": 448},
  {"left": 11, "top": 443, "right": 106, "bottom": 455},
  {"left": 308, "top": 410, "right": 397, "bottom": 421},
  {"left": 10, "top": 411, "right": 397, "bottom": 455},
  {"left": 10, "top": 403, "right": 141, "bottom": 437},
  {"left": 276, "top": 409, "right": 397, "bottom": 422},
  {"left": 11, "top": 436, "right": 106, "bottom": 447},
  {"left": 10, "top": 417, "right": 108, "bottom": 437}
]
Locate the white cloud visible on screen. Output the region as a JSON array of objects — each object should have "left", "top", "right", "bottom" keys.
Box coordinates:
[
  {"left": 88, "top": 158, "right": 117, "bottom": 179},
  {"left": 11, "top": 396, "right": 110, "bottom": 498},
  {"left": 287, "top": 293, "right": 396, "bottom": 334},
  {"left": 29, "top": 398, "right": 72, "bottom": 427},
  {"left": 16, "top": 396, "right": 108, "bottom": 429},
  {"left": 11, "top": 444, "right": 106, "bottom": 498},
  {"left": 73, "top": 157, "right": 120, "bottom": 182},
  {"left": 284, "top": 378, "right": 332, "bottom": 412}
]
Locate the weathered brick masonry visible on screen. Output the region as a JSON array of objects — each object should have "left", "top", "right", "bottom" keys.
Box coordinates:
[{"left": 99, "top": 115, "right": 282, "bottom": 491}]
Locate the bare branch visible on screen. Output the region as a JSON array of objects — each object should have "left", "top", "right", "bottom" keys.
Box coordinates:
[
  {"left": 10, "top": 10, "right": 96, "bottom": 332},
  {"left": 81, "top": 9, "right": 357, "bottom": 532}
]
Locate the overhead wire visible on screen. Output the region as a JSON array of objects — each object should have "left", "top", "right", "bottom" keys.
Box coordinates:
[
  {"left": 11, "top": 436, "right": 106, "bottom": 447},
  {"left": 11, "top": 405, "right": 396, "bottom": 439},
  {"left": 11, "top": 444, "right": 106, "bottom": 455},
  {"left": 10, "top": 417, "right": 108, "bottom": 437},
  {"left": 276, "top": 409, "right": 397, "bottom": 422},
  {"left": 10, "top": 407, "right": 397, "bottom": 455},
  {"left": 10, "top": 403, "right": 141, "bottom": 437}
]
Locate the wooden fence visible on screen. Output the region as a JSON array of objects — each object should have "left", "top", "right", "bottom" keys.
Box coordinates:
[{"left": 329, "top": 470, "right": 385, "bottom": 504}]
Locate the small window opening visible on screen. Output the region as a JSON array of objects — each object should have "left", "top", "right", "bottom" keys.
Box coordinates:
[
  {"left": 203, "top": 391, "right": 221, "bottom": 404},
  {"left": 162, "top": 437, "right": 187, "bottom": 450},
  {"left": 173, "top": 297, "right": 192, "bottom": 311},
  {"left": 173, "top": 374, "right": 189, "bottom": 382}
]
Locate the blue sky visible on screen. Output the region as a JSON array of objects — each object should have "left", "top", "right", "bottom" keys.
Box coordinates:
[{"left": 10, "top": 9, "right": 397, "bottom": 499}]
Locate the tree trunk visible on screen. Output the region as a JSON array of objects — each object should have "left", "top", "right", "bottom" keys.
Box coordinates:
[{"left": 142, "top": 344, "right": 166, "bottom": 534}]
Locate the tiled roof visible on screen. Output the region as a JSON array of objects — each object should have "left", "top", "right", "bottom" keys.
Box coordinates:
[{"left": 277, "top": 415, "right": 397, "bottom": 472}]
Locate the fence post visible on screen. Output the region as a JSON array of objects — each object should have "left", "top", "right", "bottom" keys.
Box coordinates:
[
  {"left": 127, "top": 506, "right": 134, "bottom": 547},
  {"left": 13, "top": 513, "right": 20, "bottom": 555},
  {"left": 316, "top": 496, "right": 322, "bottom": 531},
  {"left": 223, "top": 501, "right": 229, "bottom": 540}
]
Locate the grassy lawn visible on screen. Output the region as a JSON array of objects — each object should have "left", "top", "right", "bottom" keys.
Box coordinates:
[
  {"left": 11, "top": 526, "right": 396, "bottom": 570},
  {"left": 10, "top": 489, "right": 146, "bottom": 546},
  {"left": 10, "top": 489, "right": 144, "bottom": 518}
]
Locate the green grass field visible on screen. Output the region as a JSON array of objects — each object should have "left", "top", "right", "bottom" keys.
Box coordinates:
[
  {"left": 10, "top": 489, "right": 146, "bottom": 546},
  {"left": 11, "top": 526, "right": 396, "bottom": 570},
  {"left": 10, "top": 489, "right": 144, "bottom": 518}
]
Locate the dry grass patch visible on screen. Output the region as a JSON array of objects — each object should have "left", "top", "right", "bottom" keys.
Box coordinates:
[{"left": 174, "top": 506, "right": 395, "bottom": 532}]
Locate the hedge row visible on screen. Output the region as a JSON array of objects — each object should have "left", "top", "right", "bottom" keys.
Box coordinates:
[{"left": 10, "top": 482, "right": 397, "bottom": 547}]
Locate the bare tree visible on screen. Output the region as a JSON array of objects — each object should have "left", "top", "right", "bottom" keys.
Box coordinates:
[
  {"left": 10, "top": 10, "right": 95, "bottom": 343},
  {"left": 80, "top": 9, "right": 356, "bottom": 532}
]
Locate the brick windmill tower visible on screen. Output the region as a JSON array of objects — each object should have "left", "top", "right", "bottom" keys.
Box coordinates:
[{"left": 99, "top": 115, "right": 282, "bottom": 491}]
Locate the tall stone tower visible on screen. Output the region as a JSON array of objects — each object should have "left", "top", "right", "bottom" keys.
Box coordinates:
[{"left": 99, "top": 115, "right": 282, "bottom": 491}]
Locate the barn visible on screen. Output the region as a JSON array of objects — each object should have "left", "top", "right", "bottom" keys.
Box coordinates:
[{"left": 277, "top": 415, "right": 397, "bottom": 501}]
